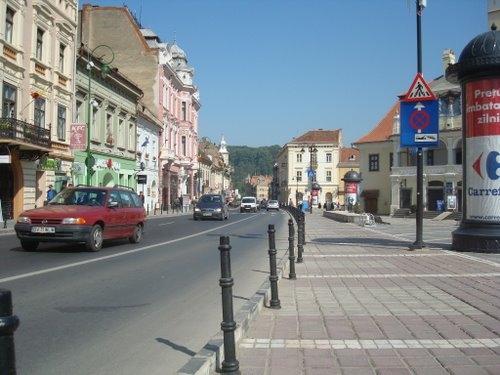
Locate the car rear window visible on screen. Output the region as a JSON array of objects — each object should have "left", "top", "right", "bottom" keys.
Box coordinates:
[
  {"left": 119, "top": 191, "right": 134, "bottom": 208},
  {"left": 242, "top": 198, "right": 255, "bottom": 203},
  {"left": 200, "top": 195, "right": 222, "bottom": 204}
]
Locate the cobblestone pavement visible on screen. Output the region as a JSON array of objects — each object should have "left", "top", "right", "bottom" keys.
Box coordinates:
[{"left": 236, "top": 213, "right": 500, "bottom": 374}]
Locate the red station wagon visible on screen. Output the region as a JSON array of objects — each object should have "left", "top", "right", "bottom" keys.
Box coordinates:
[{"left": 14, "top": 186, "right": 146, "bottom": 252}]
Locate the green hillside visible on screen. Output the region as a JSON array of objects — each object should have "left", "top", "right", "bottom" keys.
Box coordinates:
[{"left": 228, "top": 145, "right": 282, "bottom": 194}]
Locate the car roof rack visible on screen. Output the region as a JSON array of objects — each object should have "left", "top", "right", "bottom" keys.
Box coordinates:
[{"left": 113, "top": 184, "right": 135, "bottom": 192}]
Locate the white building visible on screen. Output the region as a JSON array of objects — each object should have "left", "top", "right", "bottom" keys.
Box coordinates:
[
  {"left": 137, "top": 106, "right": 162, "bottom": 213},
  {"left": 276, "top": 129, "right": 342, "bottom": 206},
  {"left": 355, "top": 50, "right": 462, "bottom": 216}
]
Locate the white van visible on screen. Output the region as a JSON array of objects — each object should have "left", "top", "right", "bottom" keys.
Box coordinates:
[{"left": 240, "top": 196, "right": 257, "bottom": 213}]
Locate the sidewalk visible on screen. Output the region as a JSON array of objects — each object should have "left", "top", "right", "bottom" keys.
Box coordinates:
[{"left": 236, "top": 213, "right": 500, "bottom": 374}]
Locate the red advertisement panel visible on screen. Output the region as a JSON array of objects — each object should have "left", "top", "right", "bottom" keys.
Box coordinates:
[
  {"left": 70, "top": 123, "right": 87, "bottom": 150},
  {"left": 465, "top": 78, "right": 500, "bottom": 138},
  {"left": 345, "top": 182, "right": 357, "bottom": 194}
]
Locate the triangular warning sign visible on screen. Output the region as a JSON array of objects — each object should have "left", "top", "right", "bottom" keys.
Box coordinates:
[{"left": 403, "top": 73, "right": 436, "bottom": 102}]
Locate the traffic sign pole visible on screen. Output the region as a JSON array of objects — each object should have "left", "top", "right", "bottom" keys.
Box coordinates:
[{"left": 411, "top": 0, "right": 425, "bottom": 250}]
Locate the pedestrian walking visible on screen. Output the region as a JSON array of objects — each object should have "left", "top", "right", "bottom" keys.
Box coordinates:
[
  {"left": 139, "top": 191, "right": 145, "bottom": 206},
  {"left": 179, "top": 195, "right": 184, "bottom": 213},
  {"left": 46, "top": 185, "right": 56, "bottom": 202}
]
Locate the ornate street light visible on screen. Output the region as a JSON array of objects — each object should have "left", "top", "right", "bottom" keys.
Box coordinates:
[{"left": 85, "top": 44, "right": 115, "bottom": 185}]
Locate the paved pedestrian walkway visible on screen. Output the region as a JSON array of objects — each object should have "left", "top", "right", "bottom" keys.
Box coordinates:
[{"left": 236, "top": 213, "right": 500, "bottom": 374}]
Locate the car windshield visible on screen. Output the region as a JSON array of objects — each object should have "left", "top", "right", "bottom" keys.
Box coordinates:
[
  {"left": 49, "top": 188, "right": 107, "bottom": 206},
  {"left": 242, "top": 198, "right": 255, "bottom": 203},
  {"left": 200, "top": 195, "right": 222, "bottom": 204},
  {"left": 269, "top": 200, "right": 278, "bottom": 204}
]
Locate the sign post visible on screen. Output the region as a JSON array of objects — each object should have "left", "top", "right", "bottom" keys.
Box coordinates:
[{"left": 446, "top": 24, "right": 500, "bottom": 252}]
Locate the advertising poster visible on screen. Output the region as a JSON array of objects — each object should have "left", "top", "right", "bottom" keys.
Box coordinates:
[
  {"left": 465, "top": 78, "right": 500, "bottom": 222},
  {"left": 70, "top": 124, "right": 87, "bottom": 150}
]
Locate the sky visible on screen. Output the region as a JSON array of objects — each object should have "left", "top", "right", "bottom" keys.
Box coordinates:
[{"left": 91, "top": 0, "right": 487, "bottom": 147}]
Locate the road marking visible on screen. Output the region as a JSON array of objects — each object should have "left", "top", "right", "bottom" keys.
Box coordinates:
[
  {"left": 158, "top": 221, "right": 174, "bottom": 226},
  {"left": 0, "top": 214, "right": 260, "bottom": 284},
  {"left": 296, "top": 273, "right": 500, "bottom": 279},
  {"left": 305, "top": 253, "right": 449, "bottom": 258},
  {"left": 240, "top": 338, "right": 500, "bottom": 350}
]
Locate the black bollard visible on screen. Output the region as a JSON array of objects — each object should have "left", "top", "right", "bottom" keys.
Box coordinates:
[
  {"left": 288, "top": 219, "right": 297, "bottom": 280},
  {"left": 0, "top": 289, "right": 19, "bottom": 375},
  {"left": 300, "top": 212, "right": 306, "bottom": 245},
  {"left": 297, "top": 215, "right": 304, "bottom": 263},
  {"left": 267, "top": 225, "right": 281, "bottom": 309},
  {"left": 218, "top": 236, "right": 240, "bottom": 374}
]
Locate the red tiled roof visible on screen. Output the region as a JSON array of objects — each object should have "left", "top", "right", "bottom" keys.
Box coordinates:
[
  {"left": 339, "top": 148, "right": 360, "bottom": 163},
  {"left": 354, "top": 103, "right": 399, "bottom": 144},
  {"left": 291, "top": 129, "right": 341, "bottom": 145}
]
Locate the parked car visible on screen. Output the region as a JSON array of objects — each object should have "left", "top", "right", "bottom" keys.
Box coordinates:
[
  {"left": 266, "top": 200, "right": 279, "bottom": 211},
  {"left": 240, "top": 196, "right": 258, "bottom": 213},
  {"left": 14, "top": 186, "right": 146, "bottom": 252},
  {"left": 193, "top": 194, "right": 229, "bottom": 221}
]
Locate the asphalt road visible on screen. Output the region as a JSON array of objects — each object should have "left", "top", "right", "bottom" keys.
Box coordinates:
[{"left": 0, "top": 209, "right": 290, "bottom": 375}]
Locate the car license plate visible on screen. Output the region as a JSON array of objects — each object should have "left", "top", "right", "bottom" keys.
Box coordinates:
[
  {"left": 31, "top": 226, "right": 55, "bottom": 234},
  {"left": 203, "top": 212, "right": 212, "bottom": 216}
]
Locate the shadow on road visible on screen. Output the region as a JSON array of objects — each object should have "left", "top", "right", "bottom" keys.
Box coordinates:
[{"left": 156, "top": 338, "right": 196, "bottom": 357}]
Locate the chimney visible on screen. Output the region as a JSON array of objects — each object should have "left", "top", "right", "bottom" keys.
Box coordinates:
[
  {"left": 442, "top": 49, "right": 456, "bottom": 73},
  {"left": 392, "top": 110, "right": 400, "bottom": 135}
]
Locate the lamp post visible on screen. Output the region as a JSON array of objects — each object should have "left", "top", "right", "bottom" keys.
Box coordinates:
[
  {"left": 300, "top": 146, "right": 318, "bottom": 212},
  {"left": 85, "top": 44, "right": 115, "bottom": 186}
]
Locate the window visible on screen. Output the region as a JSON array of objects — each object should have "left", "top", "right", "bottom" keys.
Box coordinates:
[
  {"left": 2, "top": 83, "right": 16, "bottom": 118},
  {"left": 182, "top": 135, "right": 186, "bottom": 156},
  {"left": 369, "top": 154, "right": 379, "bottom": 171},
  {"left": 57, "top": 105, "right": 66, "bottom": 141},
  {"left": 34, "top": 97, "right": 45, "bottom": 128},
  {"left": 91, "top": 104, "right": 99, "bottom": 140},
  {"left": 426, "top": 150, "right": 434, "bottom": 166},
  {"left": 105, "top": 112, "right": 113, "bottom": 144},
  {"left": 296, "top": 170, "right": 302, "bottom": 182},
  {"left": 108, "top": 191, "right": 122, "bottom": 207},
  {"left": 59, "top": 43, "right": 66, "bottom": 72},
  {"left": 296, "top": 153, "right": 302, "bottom": 163},
  {"left": 128, "top": 121, "right": 135, "bottom": 150},
  {"left": 5, "top": 7, "right": 14, "bottom": 44},
  {"left": 36, "top": 28, "right": 44, "bottom": 60},
  {"left": 455, "top": 148, "right": 462, "bottom": 165},
  {"left": 181, "top": 101, "right": 187, "bottom": 121},
  {"left": 118, "top": 117, "right": 124, "bottom": 147},
  {"left": 326, "top": 153, "right": 332, "bottom": 163},
  {"left": 311, "top": 152, "right": 317, "bottom": 164},
  {"left": 76, "top": 99, "right": 83, "bottom": 122},
  {"left": 119, "top": 191, "right": 133, "bottom": 208},
  {"left": 326, "top": 170, "right": 332, "bottom": 182},
  {"left": 389, "top": 152, "right": 394, "bottom": 169}
]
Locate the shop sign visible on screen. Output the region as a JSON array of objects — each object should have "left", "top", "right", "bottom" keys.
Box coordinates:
[
  {"left": 0, "top": 155, "right": 11, "bottom": 164},
  {"left": 96, "top": 158, "right": 121, "bottom": 172},
  {"left": 70, "top": 123, "right": 87, "bottom": 150},
  {"left": 137, "top": 174, "right": 147, "bottom": 184},
  {"left": 465, "top": 78, "right": 500, "bottom": 222}
]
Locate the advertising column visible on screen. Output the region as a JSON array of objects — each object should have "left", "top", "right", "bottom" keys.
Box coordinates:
[
  {"left": 465, "top": 78, "right": 500, "bottom": 221},
  {"left": 446, "top": 26, "right": 500, "bottom": 252}
]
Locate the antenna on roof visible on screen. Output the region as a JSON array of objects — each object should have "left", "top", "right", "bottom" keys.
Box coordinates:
[{"left": 138, "top": 0, "right": 143, "bottom": 26}]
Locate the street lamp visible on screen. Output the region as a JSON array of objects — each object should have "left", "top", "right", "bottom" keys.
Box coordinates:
[{"left": 85, "top": 44, "right": 115, "bottom": 186}]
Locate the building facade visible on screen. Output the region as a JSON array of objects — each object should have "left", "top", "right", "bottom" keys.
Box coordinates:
[
  {"left": 73, "top": 50, "right": 142, "bottom": 189},
  {"left": 197, "top": 136, "right": 231, "bottom": 197},
  {"left": 276, "top": 129, "right": 342, "bottom": 206},
  {"left": 355, "top": 50, "right": 462, "bottom": 215},
  {"left": 79, "top": 5, "right": 200, "bottom": 210},
  {"left": 0, "top": 0, "right": 77, "bottom": 219},
  {"left": 136, "top": 106, "right": 161, "bottom": 212}
]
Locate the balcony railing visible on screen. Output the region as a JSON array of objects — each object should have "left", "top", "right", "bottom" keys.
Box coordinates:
[{"left": 0, "top": 117, "right": 51, "bottom": 149}]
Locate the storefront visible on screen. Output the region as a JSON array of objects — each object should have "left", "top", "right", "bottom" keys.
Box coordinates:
[{"left": 73, "top": 151, "right": 137, "bottom": 190}]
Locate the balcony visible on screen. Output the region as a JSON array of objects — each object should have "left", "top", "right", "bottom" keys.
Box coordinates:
[
  {"left": 391, "top": 164, "right": 462, "bottom": 178},
  {"left": 0, "top": 117, "right": 51, "bottom": 150}
]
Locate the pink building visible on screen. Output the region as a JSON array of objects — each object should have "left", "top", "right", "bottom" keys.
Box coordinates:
[{"left": 157, "top": 42, "right": 200, "bottom": 208}]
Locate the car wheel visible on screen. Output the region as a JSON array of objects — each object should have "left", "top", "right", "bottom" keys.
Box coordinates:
[
  {"left": 86, "top": 224, "right": 103, "bottom": 252},
  {"left": 129, "top": 224, "right": 143, "bottom": 244},
  {"left": 21, "top": 240, "right": 39, "bottom": 251},
  {"left": 193, "top": 216, "right": 198, "bottom": 221}
]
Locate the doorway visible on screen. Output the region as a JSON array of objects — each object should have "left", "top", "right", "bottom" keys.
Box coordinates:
[
  {"left": 364, "top": 198, "right": 378, "bottom": 214},
  {"left": 400, "top": 188, "right": 412, "bottom": 209},
  {"left": 0, "top": 164, "right": 14, "bottom": 220},
  {"left": 427, "top": 181, "right": 444, "bottom": 211}
]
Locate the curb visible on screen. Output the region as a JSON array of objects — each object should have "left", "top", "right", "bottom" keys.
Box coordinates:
[{"left": 177, "top": 250, "right": 291, "bottom": 375}]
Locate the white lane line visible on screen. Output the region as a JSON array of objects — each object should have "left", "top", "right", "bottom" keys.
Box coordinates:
[
  {"left": 296, "top": 273, "right": 500, "bottom": 279},
  {"left": 240, "top": 338, "right": 500, "bottom": 350},
  {"left": 305, "top": 254, "right": 449, "bottom": 258},
  {"left": 158, "top": 221, "right": 174, "bottom": 226},
  {"left": 0, "top": 214, "right": 260, "bottom": 284}
]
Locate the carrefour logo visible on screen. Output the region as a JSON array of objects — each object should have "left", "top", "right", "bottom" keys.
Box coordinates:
[{"left": 472, "top": 151, "right": 500, "bottom": 180}]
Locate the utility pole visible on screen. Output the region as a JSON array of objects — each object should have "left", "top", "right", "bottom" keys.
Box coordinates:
[{"left": 411, "top": 0, "right": 425, "bottom": 250}]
